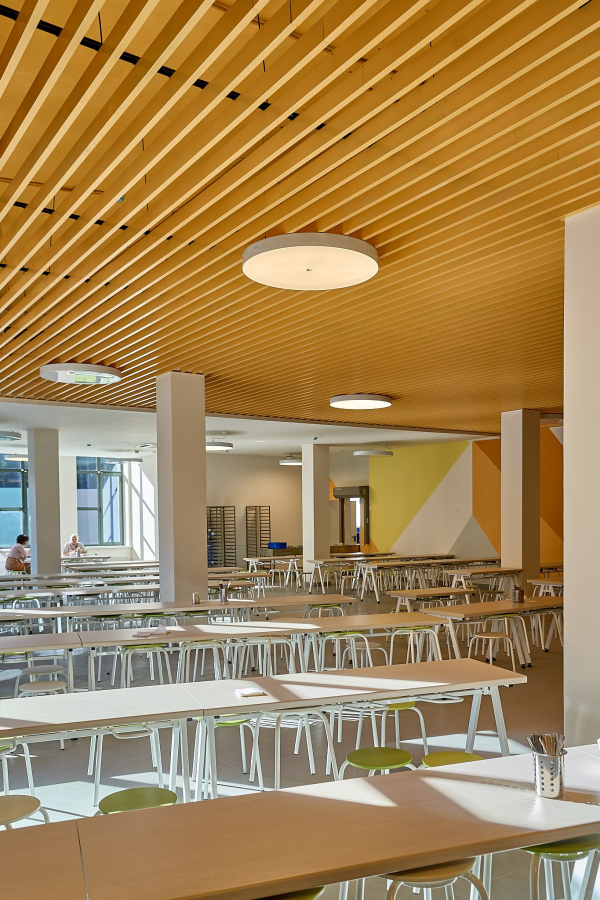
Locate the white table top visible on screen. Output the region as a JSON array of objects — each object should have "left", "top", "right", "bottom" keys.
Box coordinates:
[
  {"left": 391, "top": 587, "right": 475, "bottom": 598},
  {"left": 0, "top": 658, "right": 525, "bottom": 739},
  {"left": 71, "top": 745, "right": 600, "bottom": 900}
]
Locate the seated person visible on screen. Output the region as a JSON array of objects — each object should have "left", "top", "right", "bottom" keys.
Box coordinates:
[
  {"left": 5, "top": 534, "right": 31, "bottom": 573},
  {"left": 63, "top": 533, "right": 87, "bottom": 557}
]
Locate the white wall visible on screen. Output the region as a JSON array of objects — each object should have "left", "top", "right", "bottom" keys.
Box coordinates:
[
  {"left": 206, "top": 454, "right": 302, "bottom": 564},
  {"left": 564, "top": 204, "right": 600, "bottom": 744}
]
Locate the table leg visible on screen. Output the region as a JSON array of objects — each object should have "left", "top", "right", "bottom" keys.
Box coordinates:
[
  {"left": 169, "top": 725, "right": 180, "bottom": 792},
  {"left": 489, "top": 685, "right": 510, "bottom": 756},
  {"left": 465, "top": 691, "right": 482, "bottom": 753},
  {"left": 179, "top": 718, "right": 190, "bottom": 803},
  {"left": 67, "top": 648, "right": 74, "bottom": 692},
  {"left": 88, "top": 649, "right": 96, "bottom": 692},
  {"left": 446, "top": 620, "right": 461, "bottom": 659},
  {"left": 207, "top": 716, "right": 218, "bottom": 799}
]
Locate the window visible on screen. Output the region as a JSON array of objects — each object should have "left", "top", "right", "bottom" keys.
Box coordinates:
[
  {"left": 0, "top": 455, "right": 28, "bottom": 547},
  {"left": 77, "top": 457, "right": 123, "bottom": 545}
]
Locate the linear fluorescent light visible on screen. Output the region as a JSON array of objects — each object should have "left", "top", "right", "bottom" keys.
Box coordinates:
[
  {"left": 3, "top": 454, "right": 28, "bottom": 461},
  {"left": 206, "top": 440, "right": 233, "bottom": 452},
  {"left": 353, "top": 449, "right": 393, "bottom": 457},
  {"left": 242, "top": 233, "right": 378, "bottom": 290},
  {"left": 40, "top": 363, "right": 121, "bottom": 385},
  {"left": 330, "top": 394, "right": 392, "bottom": 410},
  {"left": 279, "top": 455, "right": 302, "bottom": 466}
]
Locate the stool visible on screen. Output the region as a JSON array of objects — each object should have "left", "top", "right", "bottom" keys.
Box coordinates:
[
  {"left": 89, "top": 724, "right": 165, "bottom": 807},
  {"left": 0, "top": 794, "right": 49, "bottom": 828},
  {"left": 0, "top": 739, "right": 35, "bottom": 795},
  {"left": 18, "top": 680, "right": 68, "bottom": 696},
  {"left": 98, "top": 786, "right": 177, "bottom": 815},
  {"left": 192, "top": 716, "right": 263, "bottom": 800},
  {"left": 381, "top": 856, "right": 489, "bottom": 899},
  {"left": 468, "top": 629, "right": 516, "bottom": 671},
  {"left": 339, "top": 746, "right": 414, "bottom": 777},
  {"left": 14, "top": 664, "right": 66, "bottom": 697},
  {"left": 422, "top": 751, "right": 484, "bottom": 767},
  {"left": 524, "top": 833, "right": 600, "bottom": 900},
  {"left": 122, "top": 644, "right": 173, "bottom": 688}
]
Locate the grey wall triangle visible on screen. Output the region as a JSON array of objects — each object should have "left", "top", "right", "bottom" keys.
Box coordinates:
[{"left": 449, "top": 514, "right": 499, "bottom": 557}]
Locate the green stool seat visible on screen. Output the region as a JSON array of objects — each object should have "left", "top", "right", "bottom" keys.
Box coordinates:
[
  {"left": 387, "top": 701, "right": 416, "bottom": 711},
  {"left": 524, "top": 834, "right": 600, "bottom": 858},
  {"left": 345, "top": 747, "right": 413, "bottom": 771},
  {"left": 98, "top": 786, "right": 177, "bottom": 815},
  {"left": 266, "top": 890, "right": 324, "bottom": 900},
  {"left": 422, "top": 751, "right": 484, "bottom": 768}
]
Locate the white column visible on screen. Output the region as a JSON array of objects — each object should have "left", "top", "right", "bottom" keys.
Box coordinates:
[
  {"left": 27, "top": 428, "right": 61, "bottom": 574},
  {"left": 157, "top": 372, "right": 207, "bottom": 603},
  {"left": 302, "top": 444, "right": 330, "bottom": 571},
  {"left": 564, "top": 205, "right": 600, "bottom": 743},
  {"left": 501, "top": 409, "right": 540, "bottom": 588}
]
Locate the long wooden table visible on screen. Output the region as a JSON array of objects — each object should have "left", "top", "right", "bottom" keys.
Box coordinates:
[
  {"left": 10, "top": 745, "right": 600, "bottom": 900},
  {"left": 390, "top": 586, "right": 475, "bottom": 612}
]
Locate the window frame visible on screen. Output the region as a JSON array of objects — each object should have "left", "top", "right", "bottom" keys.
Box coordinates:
[
  {"left": 0, "top": 455, "right": 28, "bottom": 547},
  {"left": 76, "top": 457, "right": 124, "bottom": 546}
]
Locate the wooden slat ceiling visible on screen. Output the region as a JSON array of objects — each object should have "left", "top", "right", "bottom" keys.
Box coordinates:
[{"left": 0, "top": 0, "right": 587, "bottom": 434}]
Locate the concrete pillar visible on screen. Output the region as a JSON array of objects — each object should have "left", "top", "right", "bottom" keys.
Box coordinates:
[
  {"left": 500, "top": 409, "right": 540, "bottom": 589},
  {"left": 157, "top": 372, "right": 207, "bottom": 603},
  {"left": 302, "top": 444, "right": 330, "bottom": 571},
  {"left": 27, "top": 428, "right": 61, "bottom": 574},
  {"left": 564, "top": 204, "right": 600, "bottom": 743}
]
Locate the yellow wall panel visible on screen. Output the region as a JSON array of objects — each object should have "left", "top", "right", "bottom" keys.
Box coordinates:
[{"left": 369, "top": 441, "right": 469, "bottom": 552}]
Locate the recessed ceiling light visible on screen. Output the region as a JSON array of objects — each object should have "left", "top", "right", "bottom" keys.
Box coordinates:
[
  {"left": 330, "top": 394, "right": 392, "bottom": 410},
  {"left": 242, "top": 233, "right": 378, "bottom": 290},
  {"left": 0, "top": 430, "right": 21, "bottom": 441},
  {"left": 353, "top": 449, "right": 393, "bottom": 457},
  {"left": 279, "top": 455, "right": 302, "bottom": 466},
  {"left": 40, "top": 363, "right": 121, "bottom": 385}
]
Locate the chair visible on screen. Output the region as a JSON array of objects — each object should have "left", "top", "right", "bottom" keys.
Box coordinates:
[
  {"left": 0, "top": 794, "right": 49, "bottom": 829},
  {"left": 97, "top": 786, "right": 177, "bottom": 815},
  {"left": 524, "top": 833, "right": 600, "bottom": 900},
  {"left": 380, "top": 857, "right": 489, "bottom": 900},
  {"left": 339, "top": 746, "right": 415, "bottom": 778}
]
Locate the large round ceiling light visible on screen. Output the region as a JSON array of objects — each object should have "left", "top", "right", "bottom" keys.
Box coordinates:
[
  {"left": 353, "top": 449, "right": 393, "bottom": 457},
  {"left": 279, "top": 455, "right": 302, "bottom": 466},
  {"left": 0, "top": 431, "right": 21, "bottom": 441},
  {"left": 242, "top": 233, "right": 378, "bottom": 290},
  {"left": 330, "top": 394, "right": 392, "bottom": 410},
  {"left": 40, "top": 363, "right": 121, "bottom": 385}
]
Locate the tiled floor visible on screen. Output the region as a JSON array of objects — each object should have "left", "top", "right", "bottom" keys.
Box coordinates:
[{"left": 0, "top": 588, "right": 569, "bottom": 898}]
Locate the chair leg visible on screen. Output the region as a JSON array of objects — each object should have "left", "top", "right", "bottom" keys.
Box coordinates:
[
  {"left": 21, "top": 742, "right": 35, "bottom": 796},
  {"left": 93, "top": 733, "right": 104, "bottom": 807}
]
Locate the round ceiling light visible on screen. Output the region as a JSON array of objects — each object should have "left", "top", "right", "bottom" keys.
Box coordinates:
[
  {"left": 242, "top": 233, "right": 378, "bottom": 290},
  {"left": 353, "top": 448, "right": 393, "bottom": 457},
  {"left": 279, "top": 455, "right": 302, "bottom": 466},
  {"left": 0, "top": 430, "right": 21, "bottom": 441},
  {"left": 330, "top": 394, "right": 392, "bottom": 410},
  {"left": 206, "top": 440, "right": 233, "bottom": 453},
  {"left": 40, "top": 363, "right": 121, "bottom": 385}
]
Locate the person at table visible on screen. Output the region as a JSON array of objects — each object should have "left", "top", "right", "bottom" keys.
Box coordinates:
[
  {"left": 62, "top": 533, "right": 87, "bottom": 557},
  {"left": 5, "top": 534, "right": 31, "bottom": 573}
]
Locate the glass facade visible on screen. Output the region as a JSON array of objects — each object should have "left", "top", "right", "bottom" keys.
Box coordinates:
[
  {"left": 77, "top": 457, "right": 123, "bottom": 545},
  {"left": 0, "top": 456, "right": 28, "bottom": 547}
]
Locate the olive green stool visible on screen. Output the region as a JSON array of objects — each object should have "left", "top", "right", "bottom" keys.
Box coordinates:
[
  {"left": 524, "top": 833, "right": 600, "bottom": 900},
  {"left": 0, "top": 794, "right": 49, "bottom": 829},
  {"left": 97, "top": 786, "right": 177, "bottom": 815},
  {"left": 381, "top": 857, "right": 489, "bottom": 900},
  {"left": 339, "top": 746, "right": 414, "bottom": 778},
  {"left": 421, "top": 751, "right": 484, "bottom": 768}
]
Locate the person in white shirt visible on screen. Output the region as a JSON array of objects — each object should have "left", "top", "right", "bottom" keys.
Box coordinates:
[{"left": 63, "top": 534, "right": 87, "bottom": 556}]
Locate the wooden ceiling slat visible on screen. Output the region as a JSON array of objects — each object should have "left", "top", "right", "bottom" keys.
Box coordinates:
[{"left": 0, "top": 0, "right": 584, "bottom": 430}]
